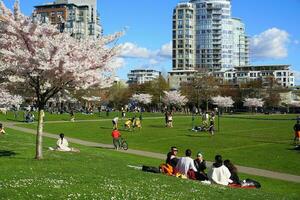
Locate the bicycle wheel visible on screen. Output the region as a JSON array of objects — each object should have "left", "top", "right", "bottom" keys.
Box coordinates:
[{"left": 122, "top": 141, "right": 128, "bottom": 150}]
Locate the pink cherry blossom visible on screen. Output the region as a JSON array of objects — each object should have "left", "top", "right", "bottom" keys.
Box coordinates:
[
  {"left": 162, "top": 91, "right": 188, "bottom": 107},
  {"left": 243, "top": 98, "right": 264, "bottom": 108},
  {"left": 131, "top": 93, "right": 152, "bottom": 105},
  {"left": 212, "top": 96, "right": 234, "bottom": 108}
]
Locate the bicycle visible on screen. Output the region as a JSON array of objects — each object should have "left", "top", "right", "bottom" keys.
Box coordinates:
[{"left": 120, "top": 137, "right": 128, "bottom": 150}]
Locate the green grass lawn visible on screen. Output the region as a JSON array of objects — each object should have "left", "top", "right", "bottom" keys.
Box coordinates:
[
  {"left": 13, "top": 113, "right": 300, "bottom": 177},
  {"left": 0, "top": 129, "right": 299, "bottom": 199}
]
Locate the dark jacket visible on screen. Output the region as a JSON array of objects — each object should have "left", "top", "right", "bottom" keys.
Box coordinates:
[
  {"left": 166, "top": 152, "right": 178, "bottom": 168},
  {"left": 194, "top": 159, "right": 208, "bottom": 181}
]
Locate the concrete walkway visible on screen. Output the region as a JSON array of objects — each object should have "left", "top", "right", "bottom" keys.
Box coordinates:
[{"left": 3, "top": 122, "right": 300, "bottom": 184}]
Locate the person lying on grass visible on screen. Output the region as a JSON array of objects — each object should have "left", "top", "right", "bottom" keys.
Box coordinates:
[{"left": 49, "top": 133, "right": 80, "bottom": 152}]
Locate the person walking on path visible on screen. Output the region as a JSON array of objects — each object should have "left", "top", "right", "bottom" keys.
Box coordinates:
[
  {"left": 70, "top": 110, "right": 75, "bottom": 122},
  {"left": 111, "top": 128, "right": 121, "bottom": 150}
]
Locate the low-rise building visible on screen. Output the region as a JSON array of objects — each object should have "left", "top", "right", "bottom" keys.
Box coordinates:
[
  {"left": 216, "top": 65, "right": 295, "bottom": 87},
  {"left": 168, "top": 64, "right": 295, "bottom": 89},
  {"left": 127, "top": 69, "right": 161, "bottom": 85}
]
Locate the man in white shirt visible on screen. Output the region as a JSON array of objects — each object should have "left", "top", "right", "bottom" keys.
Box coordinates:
[{"left": 175, "top": 149, "right": 197, "bottom": 177}]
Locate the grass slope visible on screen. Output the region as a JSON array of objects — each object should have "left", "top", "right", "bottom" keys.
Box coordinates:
[
  {"left": 0, "top": 129, "right": 299, "bottom": 199},
  {"left": 15, "top": 114, "right": 300, "bottom": 176}
]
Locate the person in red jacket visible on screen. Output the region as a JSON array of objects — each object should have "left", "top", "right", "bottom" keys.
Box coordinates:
[{"left": 112, "top": 128, "right": 121, "bottom": 149}]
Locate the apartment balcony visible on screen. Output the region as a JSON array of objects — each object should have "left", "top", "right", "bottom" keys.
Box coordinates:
[{"left": 213, "top": 44, "right": 222, "bottom": 49}]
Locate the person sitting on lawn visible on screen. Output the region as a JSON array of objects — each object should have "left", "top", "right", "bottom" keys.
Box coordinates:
[
  {"left": 160, "top": 146, "right": 179, "bottom": 175},
  {"left": 112, "top": 128, "right": 121, "bottom": 150},
  {"left": 49, "top": 133, "right": 79, "bottom": 152},
  {"left": 0, "top": 123, "right": 6, "bottom": 135},
  {"left": 175, "top": 149, "right": 197, "bottom": 179},
  {"left": 208, "top": 155, "right": 232, "bottom": 186},
  {"left": 194, "top": 152, "right": 208, "bottom": 181},
  {"left": 166, "top": 146, "right": 179, "bottom": 168},
  {"left": 224, "top": 159, "right": 240, "bottom": 185}
]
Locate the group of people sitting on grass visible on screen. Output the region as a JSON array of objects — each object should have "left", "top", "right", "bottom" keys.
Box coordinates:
[{"left": 142, "top": 146, "right": 260, "bottom": 188}]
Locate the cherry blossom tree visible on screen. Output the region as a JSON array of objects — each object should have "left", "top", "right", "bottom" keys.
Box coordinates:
[
  {"left": 212, "top": 96, "right": 234, "bottom": 113},
  {"left": 130, "top": 93, "right": 152, "bottom": 112},
  {"left": 0, "top": 88, "right": 23, "bottom": 114},
  {"left": 162, "top": 90, "right": 188, "bottom": 108},
  {"left": 243, "top": 98, "right": 264, "bottom": 112},
  {"left": 130, "top": 93, "right": 152, "bottom": 105},
  {"left": 0, "top": 1, "right": 122, "bottom": 159}
]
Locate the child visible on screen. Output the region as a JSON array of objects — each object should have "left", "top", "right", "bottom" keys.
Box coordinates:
[
  {"left": 134, "top": 118, "right": 142, "bottom": 130},
  {"left": 124, "top": 118, "right": 132, "bottom": 130}
]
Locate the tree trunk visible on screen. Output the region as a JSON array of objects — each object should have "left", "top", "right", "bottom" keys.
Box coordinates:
[
  {"left": 206, "top": 100, "right": 209, "bottom": 112},
  {"left": 35, "top": 109, "right": 44, "bottom": 160}
]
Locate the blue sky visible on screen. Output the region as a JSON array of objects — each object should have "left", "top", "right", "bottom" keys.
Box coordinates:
[{"left": 2, "top": 0, "right": 300, "bottom": 83}]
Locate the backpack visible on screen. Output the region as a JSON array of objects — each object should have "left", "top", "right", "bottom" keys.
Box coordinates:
[{"left": 160, "top": 163, "right": 174, "bottom": 176}]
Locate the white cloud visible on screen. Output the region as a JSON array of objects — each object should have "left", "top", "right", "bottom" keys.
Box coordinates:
[
  {"left": 120, "top": 42, "right": 152, "bottom": 58},
  {"left": 107, "top": 57, "right": 125, "bottom": 69},
  {"left": 251, "top": 28, "right": 290, "bottom": 60},
  {"left": 158, "top": 41, "right": 172, "bottom": 58},
  {"left": 119, "top": 41, "right": 172, "bottom": 65},
  {"left": 149, "top": 59, "right": 159, "bottom": 65}
]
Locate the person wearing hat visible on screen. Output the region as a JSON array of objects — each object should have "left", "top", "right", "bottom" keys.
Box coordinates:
[
  {"left": 166, "top": 146, "right": 179, "bottom": 168},
  {"left": 194, "top": 152, "right": 208, "bottom": 181}
]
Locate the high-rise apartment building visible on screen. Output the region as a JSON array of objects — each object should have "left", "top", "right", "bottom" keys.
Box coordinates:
[
  {"left": 33, "top": 0, "right": 102, "bottom": 39},
  {"left": 231, "top": 18, "right": 249, "bottom": 67},
  {"left": 169, "top": 0, "right": 250, "bottom": 89},
  {"left": 172, "top": 2, "right": 196, "bottom": 71},
  {"left": 172, "top": 0, "right": 249, "bottom": 72}
]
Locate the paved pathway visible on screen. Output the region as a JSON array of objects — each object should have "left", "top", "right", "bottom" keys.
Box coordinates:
[{"left": 3, "top": 122, "right": 300, "bottom": 184}]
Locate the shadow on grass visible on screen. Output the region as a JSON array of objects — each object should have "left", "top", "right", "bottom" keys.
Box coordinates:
[
  {"left": 96, "top": 146, "right": 115, "bottom": 150},
  {"left": 6, "top": 118, "right": 25, "bottom": 122},
  {"left": 185, "top": 134, "right": 211, "bottom": 138},
  {"left": 149, "top": 125, "right": 166, "bottom": 128},
  {"left": 99, "top": 126, "right": 113, "bottom": 130},
  {"left": 255, "top": 140, "right": 290, "bottom": 145},
  {"left": 0, "top": 150, "right": 17, "bottom": 157}
]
